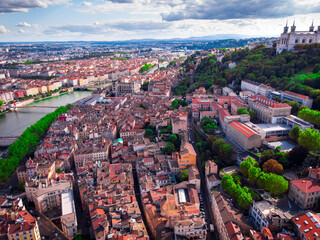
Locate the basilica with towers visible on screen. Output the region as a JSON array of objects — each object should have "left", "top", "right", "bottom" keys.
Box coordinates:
[{"left": 276, "top": 21, "right": 320, "bottom": 53}]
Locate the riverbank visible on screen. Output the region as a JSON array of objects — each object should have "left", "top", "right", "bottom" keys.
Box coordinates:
[{"left": 0, "top": 91, "right": 92, "bottom": 138}]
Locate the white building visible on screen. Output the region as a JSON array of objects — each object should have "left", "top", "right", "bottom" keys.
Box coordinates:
[
  {"left": 250, "top": 200, "right": 273, "bottom": 230},
  {"left": 276, "top": 22, "right": 320, "bottom": 53},
  {"left": 241, "top": 80, "right": 274, "bottom": 97},
  {"left": 61, "top": 190, "right": 78, "bottom": 239}
]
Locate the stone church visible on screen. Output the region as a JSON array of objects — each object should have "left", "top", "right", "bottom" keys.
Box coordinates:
[{"left": 276, "top": 21, "right": 320, "bottom": 53}]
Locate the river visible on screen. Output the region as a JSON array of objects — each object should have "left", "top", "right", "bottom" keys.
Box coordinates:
[{"left": 0, "top": 91, "right": 92, "bottom": 137}]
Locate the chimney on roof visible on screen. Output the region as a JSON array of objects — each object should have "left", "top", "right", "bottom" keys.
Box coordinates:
[{"left": 309, "top": 167, "right": 312, "bottom": 178}]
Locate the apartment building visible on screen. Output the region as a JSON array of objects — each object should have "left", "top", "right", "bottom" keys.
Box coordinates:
[
  {"left": 241, "top": 79, "right": 274, "bottom": 97},
  {"left": 250, "top": 200, "right": 273, "bottom": 230},
  {"left": 281, "top": 90, "right": 313, "bottom": 108},
  {"left": 175, "top": 142, "right": 197, "bottom": 170},
  {"left": 112, "top": 78, "right": 141, "bottom": 96},
  {"left": 248, "top": 95, "right": 291, "bottom": 123},
  {"left": 291, "top": 211, "right": 320, "bottom": 240},
  {"left": 288, "top": 167, "right": 320, "bottom": 209},
  {"left": 239, "top": 90, "right": 255, "bottom": 104},
  {"left": 25, "top": 180, "right": 72, "bottom": 212},
  {"left": 226, "top": 120, "right": 261, "bottom": 150},
  {"left": 7, "top": 211, "right": 41, "bottom": 240},
  {"left": 60, "top": 190, "right": 78, "bottom": 239}
]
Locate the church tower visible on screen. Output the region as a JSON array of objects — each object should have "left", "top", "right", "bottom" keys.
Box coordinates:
[
  {"left": 291, "top": 21, "right": 296, "bottom": 32},
  {"left": 284, "top": 20, "right": 289, "bottom": 33},
  {"left": 310, "top": 20, "right": 314, "bottom": 32}
]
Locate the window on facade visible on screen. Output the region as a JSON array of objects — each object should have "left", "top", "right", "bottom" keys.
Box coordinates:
[
  {"left": 309, "top": 39, "right": 312, "bottom": 43},
  {"left": 302, "top": 39, "right": 305, "bottom": 43},
  {"left": 295, "top": 39, "right": 298, "bottom": 43}
]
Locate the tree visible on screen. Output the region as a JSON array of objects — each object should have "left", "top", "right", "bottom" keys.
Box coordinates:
[
  {"left": 211, "top": 138, "right": 226, "bottom": 155},
  {"left": 219, "top": 144, "right": 233, "bottom": 161},
  {"left": 274, "top": 96, "right": 281, "bottom": 102},
  {"left": 56, "top": 169, "right": 62, "bottom": 174},
  {"left": 169, "top": 134, "right": 178, "bottom": 144},
  {"left": 262, "top": 159, "right": 283, "bottom": 175},
  {"left": 203, "top": 123, "right": 217, "bottom": 134},
  {"left": 302, "top": 150, "right": 320, "bottom": 168},
  {"left": 240, "top": 157, "right": 259, "bottom": 177},
  {"left": 313, "top": 63, "right": 320, "bottom": 73},
  {"left": 288, "top": 146, "right": 308, "bottom": 166},
  {"left": 0, "top": 100, "right": 3, "bottom": 106},
  {"left": 74, "top": 233, "right": 88, "bottom": 240},
  {"left": 170, "top": 99, "right": 179, "bottom": 109},
  {"left": 248, "top": 110, "right": 256, "bottom": 120},
  {"left": 281, "top": 99, "right": 289, "bottom": 104},
  {"left": 298, "top": 128, "right": 320, "bottom": 151},
  {"left": 289, "top": 101, "right": 299, "bottom": 113},
  {"left": 66, "top": 104, "right": 74, "bottom": 109},
  {"left": 248, "top": 166, "right": 261, "bottom": 184},
  {"left": 299, "top": 105, "right": 308, "bottom": 112},
  {"left": 237, "top": 107, "right": 249, "bottom": 115},
  {"left": 289, "top": 126, "right": 302, "bottom": 141},
  {"left": 257, "top": 172, "right": 269, "bottom": 189},
  {"left": 162, "top": 142, "right": 175, "bottom": 155},
  {"left": 265, "top": 174, "right": 288, "bottom": 196},
  {"left": 221, "top": 174, "right": 235, "bottom": 193},
  {"left": 201, "top": 117, "right": 215, "bottom": 128},
  {"left": 179, "top": 169, "right": 188, "bottom": 181},
  {"left": 237, "top": 191, "right": 252, "bottom": 210},
  {"left": 145, "top": 129, "right": 153, "bottom": 137}
]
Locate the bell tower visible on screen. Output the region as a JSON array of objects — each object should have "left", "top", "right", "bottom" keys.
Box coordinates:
[
  {"left": 310, "top": 20, "right": 314, "bottom": 32},
  {"left": 284, "top": 20, "right": 289, "bottom": 33},
  {"left": 291, "top": 20, "right": 296, "bottom": 32}
]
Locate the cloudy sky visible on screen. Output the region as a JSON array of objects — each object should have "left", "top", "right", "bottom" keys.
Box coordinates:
[{"left": 0, "top": 0, "right": 319, "bottom": 42}]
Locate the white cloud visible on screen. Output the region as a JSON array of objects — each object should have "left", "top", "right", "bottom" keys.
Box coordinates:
[
  {"left": 0, "top": 25, "right": 9, "bottom": 33},
  {"left": 16, "top": 22, "right": 32, "bottom": 27},
  {"left": 81, "top": 1, "right": 93, "bottom": 7},
  {"left": 0, "top": 0, "right": 69, "bottom": 13}
]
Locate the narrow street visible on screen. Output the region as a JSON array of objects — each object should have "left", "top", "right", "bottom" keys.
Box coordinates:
[
  {"left": 132, "top": 167, "right": 154, "bottom": 240},
  {"left": 72, "top": 171, "right": 91, "bottom": 238},
  {"left": 188, "top": 113, "right": 218, "bottom": 240}
]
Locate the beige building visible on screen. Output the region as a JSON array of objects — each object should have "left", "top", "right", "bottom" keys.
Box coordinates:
[
  {"left": 60, "top": 190, "right": 78, "bottom": 239},
  {"left": 226, "top": 120, "right": 261, "bottom": 150},
  {"left": 7, "top": 210, "right": 41, "bottom": 240},
  {"left": 25, "top": 180, "right": 72, "bottom": 212},
  {"left": 112, "top": 78, "right": 141, "bottom": 96},
  {"left": 248, "top": 95, "right": 291, "bottom": 123},
  {"left": 288, "top": 168, "right": 320, "bottom": 209}
]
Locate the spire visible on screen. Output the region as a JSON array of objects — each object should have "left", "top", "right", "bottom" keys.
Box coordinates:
[
  {"left": 284, "top": 20, "right": 289, "bottom": 33},
  {"left": 291, "top": 20, "right": 296, "bottom": 32},
  {"left": 310, "top": 19, "right": 315, "bottom": 32}
]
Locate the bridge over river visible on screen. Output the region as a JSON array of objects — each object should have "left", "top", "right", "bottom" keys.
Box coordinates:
[{"left": 0, "top": 91, "right": 92, "bottom": 150}]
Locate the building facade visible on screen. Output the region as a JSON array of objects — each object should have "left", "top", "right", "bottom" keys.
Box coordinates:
[
  {"left": 248, "top": 95, "right": 291, "bottom": 123},
  {"left": 276, "top": 22, "right": 320, "bottom": 53}
]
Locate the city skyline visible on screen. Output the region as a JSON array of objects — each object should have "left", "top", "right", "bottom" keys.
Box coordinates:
[{"left": 0, "top": 0, "right": 320, "bottom": 42}]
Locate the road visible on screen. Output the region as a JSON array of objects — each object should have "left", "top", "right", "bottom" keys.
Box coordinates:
[
  {"left": 188, "top": 113, "right": 218, "bottom": 240},
  {"left": 72, "top": 169, "right": 91, "bottom": 237},
  {"left": 132, "top": 168, "right": 154, "bottom": 240}
]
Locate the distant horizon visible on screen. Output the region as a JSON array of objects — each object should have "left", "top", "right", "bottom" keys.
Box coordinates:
[
  {"left": 0, "top": 0, "right": 318, "bottom": 42},
  {"left": 0, "top": 34, "right": 278, "bottom": 44}
]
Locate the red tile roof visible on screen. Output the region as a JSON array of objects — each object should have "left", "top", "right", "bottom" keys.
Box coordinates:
[
  {"left": 249, "top": 95, "right": 291, "bottom": 109},
  {"left": 292, "top": 211, "right": 320, "bottom": 240},
  {"left": 283, "top": 90, "right": 311, "bottom": 100},
  {"left": 217, "top": 108, "right": 230, "bottom": 122},
  {"left": 229, "top": 121, "right": 256, "bottom": 137},
  {"left": 291, "top": 177, "right": 320, "bottom": 194}
]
